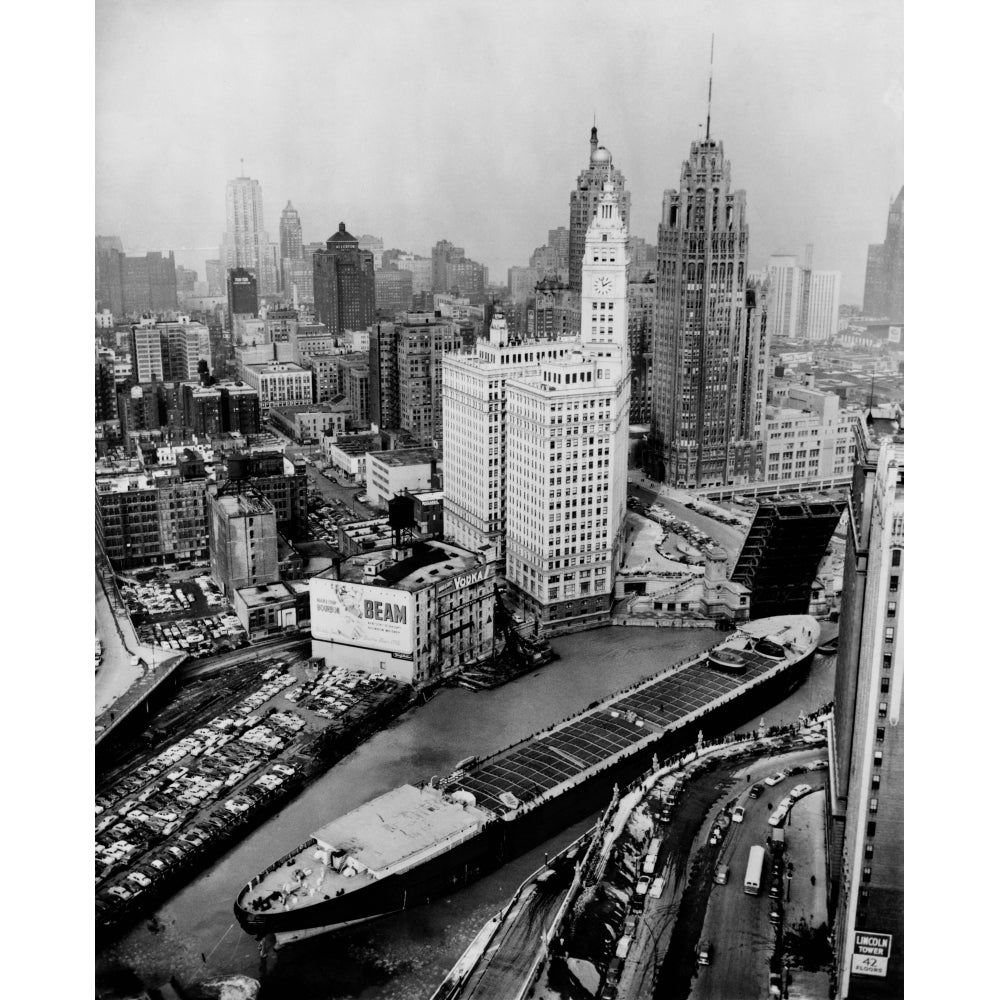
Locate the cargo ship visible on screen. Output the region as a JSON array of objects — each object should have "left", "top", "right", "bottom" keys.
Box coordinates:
[{"left": 235, "top": 615, "right": 819, "bottom": 942}]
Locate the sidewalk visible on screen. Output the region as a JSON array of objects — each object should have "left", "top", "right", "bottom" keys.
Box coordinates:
[{"left": 784, "top": 791, "right": 828, "bottom": 929}]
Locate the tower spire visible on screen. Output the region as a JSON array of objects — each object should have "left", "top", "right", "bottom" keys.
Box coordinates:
[{"left": 705, "top": 34, "right": 714, "bottom": 141}]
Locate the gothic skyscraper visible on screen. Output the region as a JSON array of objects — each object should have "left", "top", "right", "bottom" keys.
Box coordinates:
[
  {"left": 567, "top": 126, "right": 631, "bottom": 293},
  {"left": 862, "top": 187, "right": 903, "bottom": 322},
  {"left": 648, "top": 131, "right": 768, "bottom": 489}
]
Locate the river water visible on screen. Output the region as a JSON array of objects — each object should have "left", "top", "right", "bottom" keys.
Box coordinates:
[{"left": 97, "top": 625, "right": 836, "bottom": 1000}]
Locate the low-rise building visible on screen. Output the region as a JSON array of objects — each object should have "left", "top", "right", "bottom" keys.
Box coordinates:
[
  {"left": 269, "top": 403, "right": 349, "bottom": 443},
  {"left": 366, "top": 448, "right": 442, "bottom": 511},
  {"left": 310, "top": 540, "right": 495, "bottom": 686},
  {"left": 240, "top": 361, "right": 313, "bottom": 418},
  {"left": 233, "top": 580, "right": 310, "bottom": 640}
]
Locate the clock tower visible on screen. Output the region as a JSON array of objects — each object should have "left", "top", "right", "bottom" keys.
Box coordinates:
[{"left": 580, "top": 178, "right": 630, "bottom": 358}]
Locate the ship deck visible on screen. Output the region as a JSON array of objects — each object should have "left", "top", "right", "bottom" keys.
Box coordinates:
[{"left": 453, "top": 618, "right": 816, "bottom": 816}]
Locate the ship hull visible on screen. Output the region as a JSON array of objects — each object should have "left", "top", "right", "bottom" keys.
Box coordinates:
[{"left": 236, "top": 645, "right": 813, "bottom": 936}]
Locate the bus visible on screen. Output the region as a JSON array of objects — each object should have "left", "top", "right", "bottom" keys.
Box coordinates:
[{"left": 744, "top": 845, "right": 765, "bottom": 895}]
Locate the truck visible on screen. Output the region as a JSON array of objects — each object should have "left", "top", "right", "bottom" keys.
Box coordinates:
[{"left": 744, "top": 845, "right": 765, "bottom": 895}]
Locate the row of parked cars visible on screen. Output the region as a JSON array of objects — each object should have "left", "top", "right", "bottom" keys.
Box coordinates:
[
  {"left": 95, "top": 667, "right": 308, "bottom": 926},
  {"left": 286, "top": 661, "right": 392, "bottom": 719}
]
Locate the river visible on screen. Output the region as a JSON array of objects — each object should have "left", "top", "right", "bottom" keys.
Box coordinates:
[{"left": 96, "top": 624, "right": 836, "bottom": 1000}]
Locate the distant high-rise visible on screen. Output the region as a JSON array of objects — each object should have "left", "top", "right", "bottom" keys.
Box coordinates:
[
  {"left": 96, "top": 243, "right": 178, "bottom": 318},
  {"left": 547, "top": 226, "right": 570, "bottom": 270},
  {"left": 205, "top": 259, "right": 225, "bottom": 297},
  {"left": 222, "top": 173, "right": 278, "bottom": 295},
  {"left": 862, "top": 187, "right": 904, "bottom": 321},
  {"left": 649, "top": 132, "right": 768, "bottom": 489},
  {"left": 567, "top": 126, "right": 631, "bottom": 293},
  {"left": 279, "top": 201, "right": 303, "bottom": 262},
  {"left": 830, "top": 411, "right": 904, "bottom": 999},
  {"left": 279, "top": 201, "right": 303, "bottom": 293},
  {"left": 432, "top": 240, "right": 465, "bottom": 294},
  {"left": 767, "top": 250, "right": 841, "bottom": 342},
  {"left": 227, "top": 268, "right": 259, "bottom": 323},
  {"left": 313, "top": 223, "right": 376, "bottom": 334},
  {"left": 767, "top": 254, "right": 802, "bottom": 340}
]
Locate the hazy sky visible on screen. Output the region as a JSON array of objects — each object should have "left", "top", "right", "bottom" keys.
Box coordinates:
[{"left": 96, "top": 0, "right": 902, "bottom": 303}]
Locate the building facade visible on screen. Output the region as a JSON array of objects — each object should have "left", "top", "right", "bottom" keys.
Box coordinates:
[
  {"left": 313, "top": 222, "right": 376, "bottom": 334},
  {"left": 442, "top": 315, "right": 574, "bottom": 564},
  {"left": 394, "top": 314, "right": 462, "bottom": 444},
  {"left": 279, "top": 200, "right": 304, "bottom": 293},
  {"left": 505, "top": 177, "right": 631, "bottom": 631},
  {"left": 221, "top": 174, "right": 278, "bottom": 295},
  {"left": 830, "top": 414, "right": 904, "bottom": 999},
  {"left": 862, "top": 188, "right": 904, "bottom": 322},
  {"left": 649, "top": 134, "right": 768, "bottom": 489},
  {"left": 208, "top": 487, "right": 279, "bottom": 600},
  {"left": 568, "top": 126, "right": 631, "bottom": 293},
  {"left": 240, "top": 361, "right": 313, "bottom": 418},
  {"left": 310, "top": 540, "right": 495, "bottom": 687}
]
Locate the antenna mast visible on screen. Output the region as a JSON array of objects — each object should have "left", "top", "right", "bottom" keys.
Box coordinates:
[{"left": 705, "top": 35, "right": 715, "bottom": 141}]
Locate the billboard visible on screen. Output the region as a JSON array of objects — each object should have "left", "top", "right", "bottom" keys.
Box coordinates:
[
  {"left": 851, "top": 931, "right": 892, "bottom": 978},
  {"left": 311, "top": 577, "right": 416, "bottom": 657}
]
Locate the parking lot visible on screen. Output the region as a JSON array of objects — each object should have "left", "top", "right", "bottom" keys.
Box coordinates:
[
  {"left": 120, "top": 574, "right": 249, "bottom": 659},
  {"left": 95, "top": 652, "right": 401, "bottom": 934}
]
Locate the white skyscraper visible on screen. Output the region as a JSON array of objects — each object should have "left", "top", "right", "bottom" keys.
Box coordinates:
[
  {"left": 222, "top": 174, "right": 279, "bottom": 295},
  {"left": 767, "top": 253, "right": 803, "bottom": 340},
  {"left": 504, "top": 177, "right": 630, "bottom": 631},
  {"left": 805, "top": 270, "right": 842, "bottom": 342},
  {"left": 442, "top": 315, "right": 575, "bottom": 564}
]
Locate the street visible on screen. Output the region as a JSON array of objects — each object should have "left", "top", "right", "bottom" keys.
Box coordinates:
[{"left": 689, "top": 746, "right": 826, "bottom": 1000}]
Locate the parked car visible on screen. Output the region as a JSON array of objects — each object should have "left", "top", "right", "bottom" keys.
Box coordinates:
[
  {"left": 732, "top": 805, "right": 745, "bottom": 823},
  {"left": 714, "top": 864, "right": 730, "bottom": 885}
]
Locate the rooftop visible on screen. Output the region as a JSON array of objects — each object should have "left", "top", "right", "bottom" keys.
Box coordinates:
[
  {"left": 236, "top": 581, "right": 300, "bottom": 608},
  {"left": 212, "top": 492, "right": 274, "bottom": 517},
  {"left": 323, "top": 540, "right": 484, "bottom": 593},
  {"left": 368, "top": 448, "right": 441, "bottom": 469}
]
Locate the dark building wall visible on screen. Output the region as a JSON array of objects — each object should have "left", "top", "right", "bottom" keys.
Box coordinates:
[
  {"left": 227, "top": 268, "right": 259, "bottom": 317},
  {"left": 313, "top": 224, "right": 376, "bottom": 334}
]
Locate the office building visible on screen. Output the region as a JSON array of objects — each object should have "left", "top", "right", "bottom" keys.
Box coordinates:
[
  {"left": 305, "top": 354, "right": 343, "bottom": 405},
  {"left": 129, "top": 320, "right": 211, "bottom": 384},
  {"left": 627, "top": 273, "right": 656, "bottom": 422},
  {"left": 396, "top": 314, "right": 463, "bottom": 445},
  {"left": 204, "top": 259, "right": 225, "bottom": 298},
  {"left": 830, "top": 411, "right": 904, "bottom": 999},
  {"left": 568, "top": 125, "right": 631, "bottom": 292},
  {"left": 234, "top": 580, "right": 310, "bottom": 641},
  {"left": 369, "top": 320, "right": 400, "bottom": 427},
  {"left": 505, "top": 176, "right": 631, "bottom": 630},
  {"left": 96, "top": 348, "right": 117, "bottom": 421},
  {"left": 240, "top": 361, "right": 313, "bottom": 418},
  {"left": 310, "top": 540, "right": 495, "bottom": 687},
  {"left": 221, "top": 173, "right": 278, "bottom": 295},
  {"left": 269, "top": 403, "right": 349, "bottom": 444},
  {"left": 763, "top": 382, "right": 859, "bottom": 486},
  {"left": 767, "top": 254, "right": 803, "bottom": 341},
  {"left": 547, "top": 226, "right": 570, "bottom": 270},
  {"left": 220, "top": 450, "right": 309, "bottom": 533},
  {"left": 375, "top": 268, "right": 414, "bottom": 314},
  {"left": 313, "top": 223, "right": 376, "bottom": 334},
  {"left": 443, "top": 314, "right": 574, "bottom": 564},
  {"left": 649, "top": 130, "right": 768, "bottom": 489},
  {"left": 96, "top": 466, "right": 210, "bottom": 570},
  {"left": 432, "top": 240, "right": 465, "bottom": 293},
  {"left": 365, "top": 447, "right": 441, "bottom": 511},
  {"left": 862, "top": 188, "right": 904, "bottom": 322},
  {"left": 227, "top": 267, "right": 259, "bottom": 325},
  {"left": 391, "top": 252, "right": 433, "bottom": 294},
  {"left": 208, "top": 485, "right": 279, "bottom": 600},
  {"left": 359, "top": 234, "right": 384, "bottom": 264},
  {"left": 96, "top": 248, "right": 179, "bottom": 318},
  {"left": 279, "top": 200, "right": 304, "bottom": 292}
]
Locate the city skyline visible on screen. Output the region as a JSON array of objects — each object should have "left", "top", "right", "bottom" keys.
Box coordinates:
[{"left": 96, "top": 0, "right": 902, "bottom": 303}]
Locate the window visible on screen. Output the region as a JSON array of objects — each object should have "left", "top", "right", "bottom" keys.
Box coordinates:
[
  {"left": 880, "top": 677, "right": 890, "bottom": 693},
  {"left": 864, "top": 844, "right": 874, "bottom": 859},
  {"left": 873, "top": 751, "right": 883, "bottom": 766},
  {"left": 867, "top": 820, "right": 877, "bottom": 837},
  {"left": 869, "top": 798, "right": 879, "bottom": 813},
  {"left": 862, "top": 866, "right": 872, "bottom": 883},
  {"left": 884, "top": 627, "right": 894, "bottom": 643},
  {"left": 889, "top": 575, "right": 899, "bottom": 593},
  {"left": 883, "top": 653, "right": 893, "bottom": 669},
  {"left": 891, "top": 549, "right": 901, "bottom": 566},
  {"left": 871, "top": 776, "right": 881, "bottom": 792},
  {"left": 887, "top": 601, "right": 897, "bottom": 619},
  {"left": 878, "top": 700, "right": 888, "bottom": 717}
]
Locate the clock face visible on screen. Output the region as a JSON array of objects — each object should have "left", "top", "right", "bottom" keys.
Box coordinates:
[{"left": 593, "top": 276, "right": 613, "bottom": 296}]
